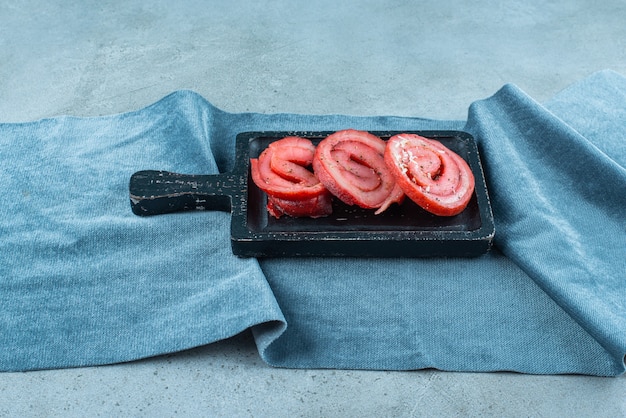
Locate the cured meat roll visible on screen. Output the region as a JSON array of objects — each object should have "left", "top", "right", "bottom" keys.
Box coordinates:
[
  {"left": 384, "top": 133, "right": 475, "bottom": 216},
  {"left": 312, "top": 129, "right": 404, "bottom": 214},
  {"left": 250, "top": 136, "right": 333, "bottom": 218}
]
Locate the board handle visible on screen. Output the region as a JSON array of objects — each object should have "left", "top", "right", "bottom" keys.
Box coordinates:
[{"left": 129, "top": 170, "right": 236, "bottom": 216}]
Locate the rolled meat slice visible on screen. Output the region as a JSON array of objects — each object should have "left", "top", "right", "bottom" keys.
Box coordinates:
[
  {"left": 384, "top": 133, "right": 475, "bottom": 216},
  {"left": 250, "top": 136, "right": 332, "bottom": 218},
  {"left": 266, "top": 193, "right": 333, "bottom": 219},
  {"left": 251, "top": 136, "right": 327, "bottom": 200},
  {"left": 312, "top": 129, "right": 404, "bottom": 213}
]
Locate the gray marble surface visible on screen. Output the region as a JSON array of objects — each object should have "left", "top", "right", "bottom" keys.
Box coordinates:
[{"left": 1, "top": 1, "right": 625, "bottom": 416}]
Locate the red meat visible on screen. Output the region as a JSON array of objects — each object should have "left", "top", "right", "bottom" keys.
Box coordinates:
[
  {"left": 250, "top": 136, "right": 332, "bottom": 218},
  {"left": 312, "top": 129, "right": 404, "bottom": 214},
  {"left": 384, "top": 133, "right": 475, "bottom": 216}
]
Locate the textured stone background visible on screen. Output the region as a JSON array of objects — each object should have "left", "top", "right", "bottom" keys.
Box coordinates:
[{"left": 1, "top": 1, "right": 625, "bottom": 416}]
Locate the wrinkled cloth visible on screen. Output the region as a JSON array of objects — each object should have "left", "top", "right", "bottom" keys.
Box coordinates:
[{"left": 1, "top": 70, "right": 624, "bottom": 375}]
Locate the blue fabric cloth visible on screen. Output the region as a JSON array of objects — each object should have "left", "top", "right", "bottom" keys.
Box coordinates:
[{"left": 1, "top": 70, "right": 624, "bottom": 375}]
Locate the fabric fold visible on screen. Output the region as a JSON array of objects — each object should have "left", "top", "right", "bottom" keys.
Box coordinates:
[
  {"left": 464, "top": 72, "right": 626, "bottom": 367},
  {"left": 0, "top": 93, "right": 286, "bottom": 371}
]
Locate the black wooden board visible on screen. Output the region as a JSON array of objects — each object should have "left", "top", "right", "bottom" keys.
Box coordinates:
[{"left": 129, "top": 130, "right": 495, "bottom": 257}]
